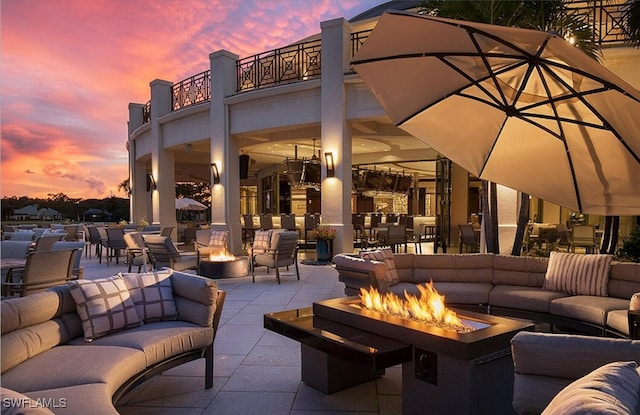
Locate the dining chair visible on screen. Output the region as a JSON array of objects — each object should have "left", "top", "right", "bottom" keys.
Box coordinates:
[
  {"left": 459, "top": 224, "right": 480, "bottom": 253},
  {"left": 303, "top": 213, "right": 320, "bottom": 247},
  {"left": 32, "top": 234, "right": 66, "bottom": 252},
  {"left": 369, "top": 213, "right": 382, "bottom": 237},
  {"left": 259, "top": 214, "right": 274, "bottom": 230},
  {"left": 143, "top": 235, "right": 199, "bottom": 272},
  {"left": 85, "top": 226, "right": 103, "bottom": 259},
  {"left": 63, "top": 225, "right": 80, "bottom": 241},
  {"left": 161, "top": 226, "right": 175, "bottom": 238},
  {"left": 280, "top": 213, "right": 297, "bottom": 232},
  {"left": 243, "top": 214, "right": 258, "bottom": 246},
  {"left": 252, "top": 231, "right": 299, "bottom": 284},
  {"left": 386, "top": 224, "right": 407, "bottom": 253},
  {"left": 103, "top": 227, "right": 127, "bottom": 266},
  {"left": 2, "top": 249, "right": 76, "bottom": 297},
  {"left": 570, "top": 225, "right": 597, "bottom": 254},
  {"left": 51, "top": 241, "right": 85, "bottom": 279},
  {"left": 123, "top": 232, "right": 151, "bottom": 273},
  {"left": 407, "top": 223, "right": 427, "bottom": 254}
]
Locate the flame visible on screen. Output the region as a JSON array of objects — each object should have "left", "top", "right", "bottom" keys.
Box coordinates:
[
  {"left": 208, "top": 249, "right": 235, "bottom": 261},
  {"left": 359, "top": 281, "right": 473, "bottom": 333}
]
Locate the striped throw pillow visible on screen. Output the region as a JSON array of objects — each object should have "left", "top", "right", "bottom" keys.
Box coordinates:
[
  {"left": 543, "top": 252, "right": 612, "bottom": 296},
  {"left": 361, "top": 248, "right": 399, "bottom": 286},
  {"left": 121, "top": 269, "right": 177, "bottom": 322},
  {"left": 68, "top": 275, "right": 141, "bottom": 342}
]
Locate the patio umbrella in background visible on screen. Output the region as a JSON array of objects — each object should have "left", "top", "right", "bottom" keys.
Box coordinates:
[
  {"left": 175, "top": 197, "right": 207, "bottom": 211},
  {"left": 351, "top": 11, "right": 640, "bottom": 216}
]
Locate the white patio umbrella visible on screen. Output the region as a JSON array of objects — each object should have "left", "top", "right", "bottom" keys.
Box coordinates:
[
  {"left": 351, "top": 11, "right": 640, "bottom": 215},
  {"left": 175, "top": 197, "right": 207, "bottom": 211}
]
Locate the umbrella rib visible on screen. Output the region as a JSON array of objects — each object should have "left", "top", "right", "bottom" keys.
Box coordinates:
[
  {"left": 467, "top": 32, "right": 509, "bottom": 107},
  {"left": 536, "top": 64, "right": 584, "bottom": 213},
  {"left": 542, "top": 62, "right": 640, "bottom": 165}
]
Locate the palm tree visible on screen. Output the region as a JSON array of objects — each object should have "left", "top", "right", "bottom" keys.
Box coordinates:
[
  {"left": 622, "top": 0, "right": 640, "bottom": 48},
  {"left": 419, "top": 0, "right": 598, "bottom": 255}
]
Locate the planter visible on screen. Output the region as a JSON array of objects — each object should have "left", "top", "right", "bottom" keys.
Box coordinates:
[{"left": 316, "top": 239, "right": 333, "bottom": 263}]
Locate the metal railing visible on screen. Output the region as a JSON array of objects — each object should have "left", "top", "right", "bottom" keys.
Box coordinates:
[
  {"left": 142, "top": 101, "right": 151, "bottom": 124},
  {"left": 236, "top": 39, "right": 322, "bottom": 92},
  {"left": 172, "top": 70, "right": 211, "bottom": 111},
  {"left": 136, "top": 0, "right": 631, "bottom": 123},
  {"left": 566, "top": 0, "right": 629, "bottom": 46},
  {"left": 351, "top": 29, "right": 371, "bottom": 57}
]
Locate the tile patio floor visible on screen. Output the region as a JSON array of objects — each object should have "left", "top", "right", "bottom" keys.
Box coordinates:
[{"left": 78, "top": 244, "right": 435, "bottom": 415}]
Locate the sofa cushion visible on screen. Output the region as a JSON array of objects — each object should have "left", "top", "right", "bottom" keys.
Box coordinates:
[
  {"left": 543, "top": 252, "right": 612, "bottom": 297},
  {"left": 68, "top": 321, "right": 213, "bottom": 366},
  {"left": 608, "top": 262, "right": 640, "bottom": 300},
  {"left": 208, "top": 230, "right": 228, "bottom": 248},
  {"left": 68, "top": 275, "right": 141, "bottom": 342},
  {"left": 170, "top": 271, "right": 218, "bottom": 327},
  {"left": 361, "top": 248, "right": 399, "bottom": 286},
  {"left": 492, "top": 255, "right": 548, "bottom": 287},
  {"left": 0, "top": 387, "right": 55, "bottom": 414},
  {"left": 549, "top": 295, "right": 630, "bottom": 326},
  {"left": 121, "top": 270, "right": 177, "bottom": 322},
  {"left": 430, "top": 282, "right": 492, "bottom": 305},
  {"left": 541, "top": 361, "right": 640, "bottom": 415},
  {"left": 1, "top": 345, "right": 146, "bottom": 394},
  {"left": 413, "top": 253, "right": 493, "bottom": 284},
  {"left": 253, "top": 230, "right": 272, "bottom": 251},
  {"left": 489, "top": 285, "right": 568, "bottom": 313},
  {"left": 26, "top": 383, "right": 118, "bottom": 415},
  {"left": 606, "top": 309, "right": 631, "bottom": 336}
]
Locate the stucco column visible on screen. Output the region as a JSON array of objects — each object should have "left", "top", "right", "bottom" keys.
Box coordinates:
[
  {"left": 321, "top": 18, "right": 353, "bottom": 255},
  {"left": 150, "top": 79, "right": 177, "bottom": 231},
  {"left": 210, "top": 50, "right": 242, "bottom": 255},
  {"left": 127, "top": 103, "right": 147, "bottom": 223}
]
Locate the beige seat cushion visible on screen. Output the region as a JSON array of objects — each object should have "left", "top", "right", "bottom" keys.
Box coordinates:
[
  {"left": 489, "top": 285, "right": 569, "bottom": 313},
  {"left": 27, "top": 383, "right": 118, "bottom": 415},
  {"left": 1, "top": 345, "right": 146, "bottom": 394},
  {"left": 68, "top": 321, "right": 213, "bottom": 366}
]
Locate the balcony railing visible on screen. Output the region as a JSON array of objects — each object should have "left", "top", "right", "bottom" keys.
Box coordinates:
[
  {"left": 172, "top": 70, "right": 211, "bottom": 111},
  {"left": 236, "top": 39, "right": 322, "bottom": 92},
  {"left": 136, "top": 0, "right": 631, "bottom": 123},
  {"left": 566, "top": 0, "right": 629, "bottom": 46}
]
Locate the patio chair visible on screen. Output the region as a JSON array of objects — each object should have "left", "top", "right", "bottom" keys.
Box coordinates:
[
  {"left": 354, "top": 224, "right": 380, "bottom": 251},
  {"left": 102, "top": 227, "right": 127, "bottom": 266},
  {"left": 303, "top": 213, "right": 320, "bottom": 247},
  {"left": 5, "top": 231, "right": 35, "bottom": 241},
  {"left": 160, "top": 226, "right": 175, "bottom": 238},
  {"left": 32, "top": 234, "right": 66, "bottom": 252},
  {"left": 369, "top": 213, "right": 382, "bottom": 237},
  {"left": 2, "top": 249, "right": 76, "bottom": 297},
  {"left": 252, "top": 231, "right": 299, "bottom": 284},
  {"left": 407, "top": 223, "right": 427, "bottom": 254},
  {"left": 459, "top": 224, "right": 480, "bottom": 253},
  {"left": 63, "top": 225, "right": 80, "bottom": 241},
  {"left": 259, "top": 214, "right": 274, "bottom": 230},
  {"left": 143, "top": 235, "right": 199, "bottom": 272},
  {"left": 51, "top": 241, "right": 85, "bottom": 279},
  {"left": 123, "top": 232, "right": 150, "bottom": 273},
  {"left": 1, "top": 241, "right": 32, "bottom": 259},
  {"left": 242, "top": 214, "right": 257, "bottom": 246},
  {"left": 195, "top": 229, "right": 229, "bottom": 257},
  {"left": 85, "top": 225, "right": 103, "bottom": 259},
  {"left": 570, "top": 225, "right": 597, "bottom": 254},
  {"left": 280, "top": 213, "right": 297, "bottom": 232},
  {"left": 385, "top": 224, "right": 407, "bottom": 253}
]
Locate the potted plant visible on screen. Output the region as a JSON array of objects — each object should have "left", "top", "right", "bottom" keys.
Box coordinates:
[{"left": 312, "top": 224, "right": 336, "bottom": 263}]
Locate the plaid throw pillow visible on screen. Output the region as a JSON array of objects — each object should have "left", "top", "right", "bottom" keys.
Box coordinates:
[
  {"left": 253, "top": 230, "right": 272, "bottom": 250},
  {"left": 360, "top": 248, "right": 399, "bottom": 286},
  {"left": 543, "top": 252, "right": 612, "bottom": 296},
  {"left": 208, "top": 230, "right": 228, "bottom": 248},
  {"left": 121, "top": 269, "right": 177, "bottom": 322},
  {"left": 68, "top": 275, "right": 141, "bottom": 342}
]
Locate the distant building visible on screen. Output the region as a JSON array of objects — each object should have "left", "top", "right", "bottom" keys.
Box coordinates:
[{"left": 12, "top": 205, "right": 63, "bottom": 221}]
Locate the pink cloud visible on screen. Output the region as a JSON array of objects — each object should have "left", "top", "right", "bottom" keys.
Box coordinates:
[{"left": 1, "top": 0, "right": 381, "bottom": 199}]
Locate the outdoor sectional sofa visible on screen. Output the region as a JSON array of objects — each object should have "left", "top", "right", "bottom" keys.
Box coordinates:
[
  {"left": 333, "top": 251, "right": 640, "bottom": 338},
  {"left": 0, "top": 269, "right": 225, "bottom": 415}
]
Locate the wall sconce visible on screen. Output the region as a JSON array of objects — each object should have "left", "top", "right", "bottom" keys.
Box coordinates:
[
  {"left": 146, "top": 174, "right": 157, "bottom": 192},
  {"left": 324, "top": 152, "right": 335, "bottom": 177},
  {"left": 211, "top": 163, "right": 220, "bottom": 185}
]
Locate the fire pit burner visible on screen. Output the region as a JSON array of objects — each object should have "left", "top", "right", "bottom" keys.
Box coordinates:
[{"left": 198, "top": 256, "right": 249, "bottom": 279}]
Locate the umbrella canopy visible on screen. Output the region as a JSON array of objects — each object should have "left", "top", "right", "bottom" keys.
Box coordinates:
[
  {"left": 175, "top": 197, "right": 207, "bottom": 211},
  {"left": 351, "top": 11, "right": 640, "bottom": 215}
]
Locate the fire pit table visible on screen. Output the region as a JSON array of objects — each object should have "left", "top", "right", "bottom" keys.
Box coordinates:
[
  {"left": 265, "top": 297, "right": 534, "bottom": 415},
  {"left": 198, "top": 255, "right": 249, "bottom": 279}
]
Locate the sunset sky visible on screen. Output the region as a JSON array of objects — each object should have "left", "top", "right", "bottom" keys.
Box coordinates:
[{"left": 1, "top": 0, "right": 382, "bottom": 200}]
